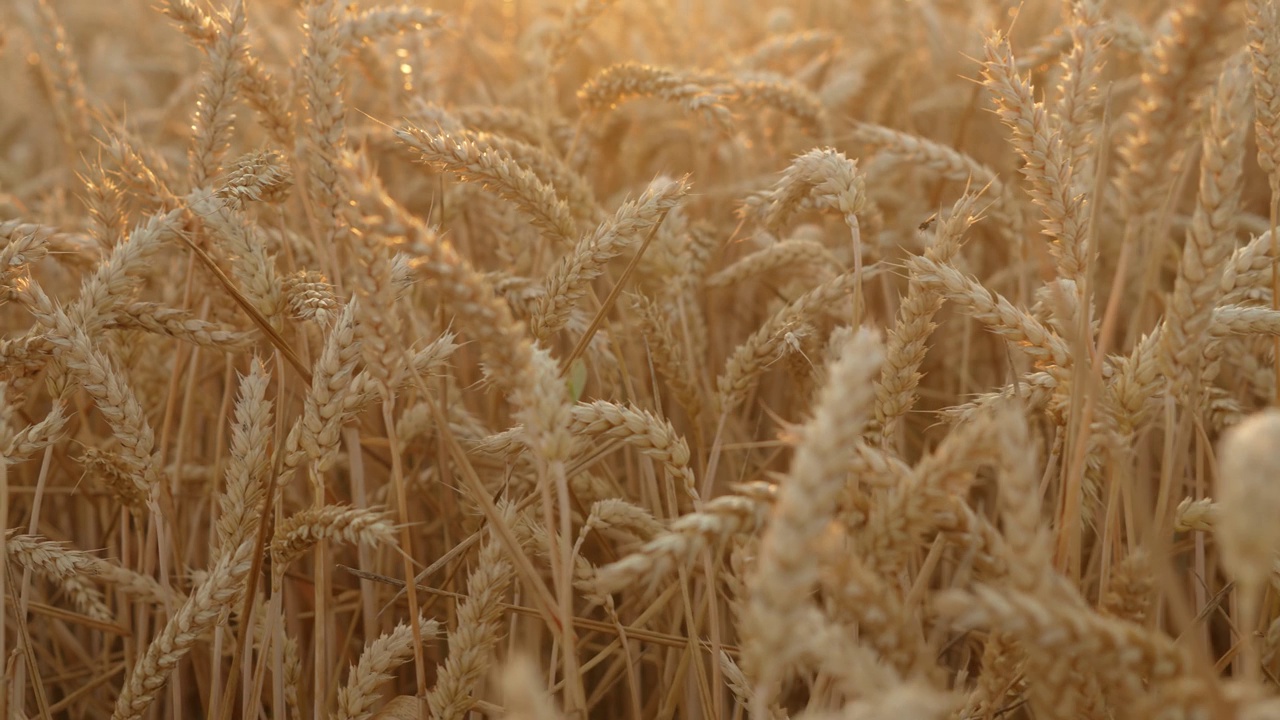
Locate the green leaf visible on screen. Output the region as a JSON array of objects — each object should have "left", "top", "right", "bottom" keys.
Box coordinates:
[{"left": 567, "top": 358, "right": 588, "bottom": 402}]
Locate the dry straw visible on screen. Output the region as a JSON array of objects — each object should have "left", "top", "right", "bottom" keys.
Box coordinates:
[{"left": 10, "top": 0, "right": 1280, "bottom": 718}]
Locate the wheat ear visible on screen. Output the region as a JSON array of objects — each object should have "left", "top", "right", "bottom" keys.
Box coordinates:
[
  {"left": 425, "top": 519, "right": 516, "bottom": 720},
  {"left": 744, "top": 327, "right": 883, "bottom": 708},
  {"left": 1158, "top": 59, "right": 1251, "bottom": 402},
  {"left": 214, "top": 360, "right": 273, "bottom": 551},
  {"left": 111, "top": 540, "right": 255, "bottom": 720},
  {"left": 532, "top": 175, "right": 690, "bottom": 341},
  {"left": 335, "top": 615, "right": 441, "bottom": 720}
]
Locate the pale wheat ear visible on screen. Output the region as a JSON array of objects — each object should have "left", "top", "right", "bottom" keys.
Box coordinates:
[
  {"left": 743, "top": 327, "right": 883, "bottom": 709},
  {"left": 1218, "top": 409, "right": 1280, "bottom": 686}
]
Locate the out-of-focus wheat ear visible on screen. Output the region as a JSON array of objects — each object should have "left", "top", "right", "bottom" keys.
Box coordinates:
[
  {"left": 1223, "top": 229, "right": 1280, "bottom": 300},
  {"left": 548, "top": 0, "right": 621, "bottom": 68},
  {"left": 187, "top": 0, "right": 246, "bottom": 188},
  {"left": 848, "top": 122, "right": 1001, "bottom": 192},
  {"left": 1104, "top": 328, "right": 1162, "bottom": 440},
  {"left": 1101, "top": 550, "right": 1154, "bottom": 625},
  {"left": 282, "top": 631, "right": 302, "bottom": 719},
  {"left": 847, "top": 122, "right": 1025, "bottom": 244},
  {"left": 459, "top": 106, "right": 575, "bottom": 157},
  {"left": 335, "top": 615, "right": 441, "bottom": 720},
  {"left": 736, "top": 29, "right": 839, "bottom": 70},
  {"left": 100, "top": 131, "right": 181, "bottom": 209},
  {"left": 707, "top": 238, "right": 841, "bottom": 289},
  {"left": 17, "top": 0, "right": 92, "bottom": 154},
  {"left": 213, "top": 360, "right": 272, "bottom": 553},
  {"left": 1114, "top": 0, "right": 1235, "bottom": 245},
  {"left": 939, "top": 583, "right": 1203, "bottom": 710},
  {"left": 527, "top": 516, "right": 610, "bottom": 607},
  {"left": 360, "top": 331, "right": 458, "bottom": 400},
  {"left": 982, "top": 31, "right": 1089, "bottom": 287},
  {"left": 1217, "top": 410, "right": 1280, "bottom": 684},
  {"left": 25, "top": 209, "right": 182, "bottom": 338},
  {"left": 78, "top": 447, "right": 147, "bottom": 512},
  {"left": 161, "top": 0, "right": 295, "bottom": 147},
  {"left": 302, "top": 0, "right": 347, "bottom": 248},
  {"left": 426, "top": 519, "right": 516, "bottom": 720},
  {"left": 631, "top": 294, "right": 706, "bottom": 429},
  {"left": 874, "top": 191, "right": 980, "bottom": 444},
  {"left": 1248, "top": 0, "right": 1280, "bottom": 189},
  {"left": 718, "top": 651, "right": 787, "bottom": 720},
  {"left": 1174, "top": 497, "right": 1218, "bottom": 532},
  {"left": 856, "top": 413, "right": 1003, "bottom": 583},
  {"left": 246, "top": 603, "right": 302, "bottom": 718},
  {"left": 1246, "top": 0, "right": 1280, "bottom": 405},
  {"left": 989, "top": 408, "right": 1100, "bottom": 720},
  {"left": 744, "top": 328, "right": 883, "bottom": 707},
  {"left": 339, "top": 6, "right": 446, "bottom": 48},
  {"left": 484, "top": 130, "right": 601, "bottom": 223},
  {"left": 497, "top": 656, "right": 565, "bottom": 720},
  {"left": 112, "top": 540, "right": 254, "bottom": 720},
  {"left": 716, "top": 270, "right": 874, "bottom": 416},
  {"left": 411, "top": 103, "right": 596, "bottom": 219},
  {"left": 82, "top": 162, "right": 127, "bottom": 247},
  {"left": 1055, "top": 0, "right": 1106, "bottom": 178},
  {"left": 730, "top": 72, "right": 831, "bottom": 139},
  {"left": 339, "top": 153, "right": 574, "bottom": 467},
  {"left": 81, "top": 560, "right": 171, "bottom": 610},
  {"left": 959, "top": 634, "right": 1025, "bottom": 720},
  {"left": 238, "top": 57, "right": 294, "bottom": 147},
  {"left": 1, "top": 335, "right": 49, "bottom": 392},
  {"left": 820, "top": 546, "right": 940, "bottom": 683},
  {"left": 808, "top": 682, "right": 954, "bottom": 720},
  {"left": 991, "top": 407, "right": 1053, "bottom": 593},
  {"left": 394, "top": 125, "right": 580, "bottom": 247},
  {"left": 577, "top": 62, "right": 735, "bottom": 132},
  {"left": 186, "top": 189, "right": 285, "bottom": 323},
  {"left": 531, "top": 175, "right": 690, "bottom": 342},
  {"left": 1157, "top": 59, "right": 1251, "bottom": 404}
]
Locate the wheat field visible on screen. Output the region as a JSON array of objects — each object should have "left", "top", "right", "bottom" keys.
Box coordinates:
[{"left": 5, "top": 0, "right": 1280, "bottom": 717}]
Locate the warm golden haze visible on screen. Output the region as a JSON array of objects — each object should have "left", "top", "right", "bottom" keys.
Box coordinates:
[{"left": 4, "top": 0, "right": 1280, "bottom": 718}]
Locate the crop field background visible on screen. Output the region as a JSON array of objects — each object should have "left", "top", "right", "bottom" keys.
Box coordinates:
[{"left": 4, "top": 0, "right": 1280, "bottom": 718}]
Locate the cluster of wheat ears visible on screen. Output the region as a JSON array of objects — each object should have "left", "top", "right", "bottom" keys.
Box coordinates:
[{"left": 11, "top": 0, "right": 1280, "bottom": 717}]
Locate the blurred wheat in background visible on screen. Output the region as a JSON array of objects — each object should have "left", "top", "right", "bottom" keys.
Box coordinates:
[{"left": 6, "top": 0, "right": 1280, "bottom": 717}]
